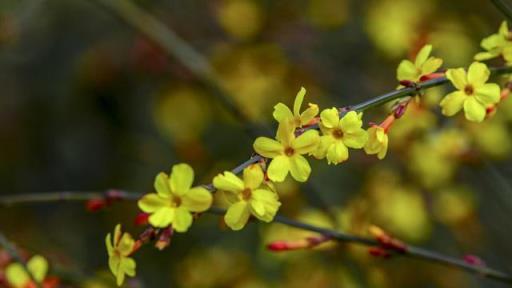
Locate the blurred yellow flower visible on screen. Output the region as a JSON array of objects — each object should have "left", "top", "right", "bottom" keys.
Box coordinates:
[
  {"left": 475, "top": 21, "right": 512, "bottom": 62},
  {"left": 314, "top": 109, "right": 367, "bottom": 164},
  {"left": 397, "top": 44, "right": 443, "bottom": 82},
  {"left": 253, "top": 121, "right": 319, "bottom": 182},
  {"left": 6, "top": 255, "right": 48, "bottom": 288},
  {"left": 106, "top": 224, "right": 137, "bottom": 286},
  {"left": 216, "top": 0, "right": 263, "bottom": 40},
  {"left": 273, "top": 87, "right": 319, "bottom": 127},
  {"left": 213, "top": 164, "right": 281, "bottom": 230},
  {"left": 364, "top": 126, "right": 388, "bottom": 160},
  {"left": 440, "top": 62, "right": 500, "bottom": 122},
  {"left": 138, "top": 164, "right": 212, "bottom": 231}
]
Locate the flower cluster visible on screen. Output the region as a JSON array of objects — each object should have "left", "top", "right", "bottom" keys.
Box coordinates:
[{"left": 105, "top": 26, "right": 510, "bottom": 285}]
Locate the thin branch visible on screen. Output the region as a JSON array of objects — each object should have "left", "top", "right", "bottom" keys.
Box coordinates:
[
  {"left": 2, "top": 192, "right": 512, "bottom": 284},
  {"left": 491, "top": 0, "right": 512, "bottom": 22},
  {"left": 0, "top": 232, "right": 42, "bottom": 288}
]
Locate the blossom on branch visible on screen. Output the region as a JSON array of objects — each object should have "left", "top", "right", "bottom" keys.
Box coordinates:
[
  {"left": 106, "top": 224, "right": 137, "bottom": 286},
  {"left": 273, "top": 87, "right": 319, "bottom": 127},
  {"left": 213, "top": 164, "right": 281, "bottom": 230},
  {"left": 138, "top": 163, "right": 213, "bottom": 231},
  {"left": 440, "top": 62, "right": 501, "bottom": 122},
  {"left": 313, "top": 109, "right": 368, "bottom": 164},
  {"left": 396, "top": 44, "right": 443, "bottom": 83},
  {"left": 253, "top": 121, "right": 319, "bottom": 182},
  {"left": 474, "top": 21, "right": 512, "bottom": 62}
]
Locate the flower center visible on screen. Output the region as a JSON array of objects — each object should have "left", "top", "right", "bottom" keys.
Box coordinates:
[
  {"left": 171, "top": 196, "right": 182, "bottom": 207},
  {"left": 241, "top": 188, "right": 252, "bottom": 200},
  {"left": 285, "top": 147, "right": 295, "bottom": 156},
  {"left": 333, "top": 129, "right": 344, "bottom": 139},
  {"left": 464, "top": 85, "right": 474, "bottom": 95}
]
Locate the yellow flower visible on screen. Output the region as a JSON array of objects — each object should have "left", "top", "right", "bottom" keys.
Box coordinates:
[
  {"left": 5, "top": 255, "right": 48, "bottom": 288},
  {"left": 138, "top": 163, "right": 213, "bottom": 231},
  {"left": 440, "top": 62, "right": 501, "bottom": 122},
  {"left": 106, "top": 224, "right": 137, "bottom": 286},
  {"left": 364, "top": 126, "right": 389, "bottom": 160},
  {"left": 313, "top": 109, "right": 368, "bottom": 164},
  {"left": 273, "top": 87, "right": 319, "bottom": 127},
  {"left": 474, "top": 21, "right": 512, "bottom": 62},
  {"left": 213, "top": 164, "right": 281, "bottom": 230},
  {"left": 253, "top": 121, "right": 319, "bottom": 182},
  {"left": 396, "top": 44, "right": 443, "bottom": 82}
]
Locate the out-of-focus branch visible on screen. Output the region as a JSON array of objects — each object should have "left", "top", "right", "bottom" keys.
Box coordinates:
[
  {"left": 2, "top": 191, "right": 512, "bottom": 284},
  {"left": 491, "top": 0, "right": 512, "bottom": 22},
  {"left": 89, "top": 0, "right": 266, "bottom": 137}
]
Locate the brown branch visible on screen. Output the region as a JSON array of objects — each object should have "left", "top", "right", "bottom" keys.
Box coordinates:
[{"left": 1, "top": 191, "right": 512, "bottom": 284}]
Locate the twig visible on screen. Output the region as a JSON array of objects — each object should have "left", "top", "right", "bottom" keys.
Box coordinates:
[{"left": 1, "top": 192, "right": 512, "bottom": 284}]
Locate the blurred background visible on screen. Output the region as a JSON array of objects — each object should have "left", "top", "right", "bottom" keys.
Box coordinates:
[{"left": 1, "top": 0, "right": 512, "bottom": 287}]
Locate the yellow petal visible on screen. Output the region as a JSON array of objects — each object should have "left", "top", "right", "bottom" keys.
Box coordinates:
[
  {"left": 440, "top": 91, "right": 466, "bottom": 116},
  {"left": 114, "top": 224, "right": 122, "bottom": 245},
  {"left": 267, "top": 155, "right": 290, "bottom": 182},
  {"left": 181, "top": 187, "right": 213, "bottom": 212},
  {"left": 320, "top": 107, "right": 339, "bottom": 128},
  {"left": 251, "top": 189, "right": 280, "bottom": 222},
  {"left": 446, "top": 68, "right": 467, "bottom": 90},
  {"left": 292, "top": 129, "right": 319, "bottom": 154},
  {"left": 467, "top": 62, "right": 490, "bottom": 88},
  {"left": 289, "top": 155, "right": 311, "bottom": 182},
  {"left": 138, "top": 193, "right": 169, "bottom": 213},
  {"left": 475, "top": 83, "right": 500, "bottom": 106},
  {"left": 421, "top": 57, "right": 443, "bottom": 75},
  {"left": 170, "top": 163, "right": 194, "bottom": 196},
  {"left": 463, "top": 97, "right": 486, "bottom": 122},
  {"left": 340, "top": 111, "right": 363, "bottom": 133},
  {"left": 273, "top": 102, "right": 294, "bottom": 123},
  {"left": 27, "top": 255, "right": 48, "bottom": 283},
  {"left": 154, "top": 172, "right": 171, "bottom": 197},
  {"left": 106, "top": 233, "right": 114, "bottom": 256},
  {"left": 253, "top": 137, "right": 284, "bottom": 158},
  {"left": 250, "top": 199, "right": 266, "bottom": 217},
  {"left": 481, "top": 34, "right": 503, "bottom": 51},
  {"left": 415, "top": 44, "right": 432, "bottom": 67},
  {"left": 148, "top": 207, "right": 175, "bottom": 228},
  {"left": 243, "top": 164, "right": 264, "bottom": 190},
  {"left": 5, "top": 263, "right": 29, "bottom": 288},
  {"left": 499, "top": 21, "right": 509, "bottom": 36},
  {"left": 300, "top": 103, "right": 319, "bottom": 125},
  {"left": 276, "top": 120, "right": 295, "bottom": 145},
  {"left": 311, "top": 135, "right": 332, "bottom": 159},
  {"left": 120, "top": 257, "right": 136, "bottom": 277},
  {"left": 116, "top": 265, "right": 125, "bottom": 286},
  {"left": 293, "top": 87, "right": 307, "bottom": 116},
  {"left": 225, "top": 201, "right": 250, "bottom": 230},
  {"left": 108, "top": 255, "right": 120, "bottom": 282},
  {"left": 397, "top": 60, "right": 418, "bottom": 81},
  {"left": 503, "top": 46, "right": 512, "bottom": 63},
  {"left": 377, "top": 135, "right": 389, "bottom": 160},
  {"left": 326, "top": 142, "right": 348, "bottom": 164},
  {"left": 343, "top": 128, "right": 368, "bottom": 149},
  {"left": 474, "top": 51, "right": 499, "bottom": 61},
  {"left": 213, "top": 171, "right": 244, "bottom": 193},
  {"left": 173, "top": 207, "right": 193, "bottom": 232},
  {"left": 118, "top": 235, "right": 135, "bottom": 257}
]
